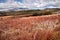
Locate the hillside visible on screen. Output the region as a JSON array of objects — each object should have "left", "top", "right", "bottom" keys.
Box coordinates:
[{"left": 0, "top": 8, "right": 60, "bottom": 17}]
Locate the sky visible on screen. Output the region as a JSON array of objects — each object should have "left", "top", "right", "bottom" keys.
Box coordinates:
[
  {"left": 0, "top": 0, "right": 22, "bottom": 3},
  {"left": 0, "top": 0, "right": 60, "bottom": 11}
]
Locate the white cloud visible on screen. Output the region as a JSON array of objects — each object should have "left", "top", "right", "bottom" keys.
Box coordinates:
[
  {"left": 0, "top": 2, "right": 22, "bottom": 8},
  {"left": 0, "top": 0, "right": 60, "bottom": 11},
  {"left": 23, "top": 0, "right": 60, "bottom": 8},
  {"left": 0, "top": 1, "right": 28, "bottom": 11}
]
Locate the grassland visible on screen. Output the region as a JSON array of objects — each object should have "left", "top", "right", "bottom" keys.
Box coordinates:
[{"left": 0, "top": 8, "right": 60, "bottom": 17}]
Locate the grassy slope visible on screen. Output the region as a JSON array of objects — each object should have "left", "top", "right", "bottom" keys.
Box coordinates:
[{"left": 0, "top": 14, "right": 60, "bottom": 40}]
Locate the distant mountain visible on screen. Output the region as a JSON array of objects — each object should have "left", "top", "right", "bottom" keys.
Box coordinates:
[{"left": 0, "top": 7, "right": 29, "bottom": 11}]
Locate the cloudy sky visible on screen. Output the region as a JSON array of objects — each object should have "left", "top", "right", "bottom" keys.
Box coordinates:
[
  {"left": 0, "top": 0, "right": 22, "bottom": 3},
  {"left": 0, "top": 0, "right": 60, "bottom": 11}
]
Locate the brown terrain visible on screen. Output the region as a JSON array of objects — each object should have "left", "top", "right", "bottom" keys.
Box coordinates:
[
  {"left": 0, "top": 8, "right": 60, "bottom": 40},
  {"left": 0, "top": 14, "right": 60, "bottom": 40}
]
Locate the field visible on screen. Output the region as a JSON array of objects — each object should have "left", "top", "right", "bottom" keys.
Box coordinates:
[{"left": 0, "top": 8, "right": 60, "bottom": 40}]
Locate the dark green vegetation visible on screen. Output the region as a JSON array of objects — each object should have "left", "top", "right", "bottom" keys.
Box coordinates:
[{"left": 0, "top": 8, "right": 60, "bottom": 17}]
